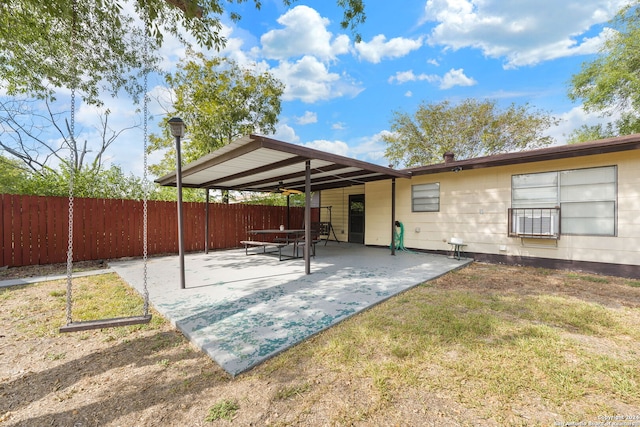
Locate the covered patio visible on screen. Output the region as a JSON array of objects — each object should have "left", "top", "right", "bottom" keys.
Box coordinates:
[
  {"left": 137, "top": 134, "right": 471, "bottom": 375},
  {"left": 110, "top": 243, "right": 471, "bottom": 376},
  {"left": 155, "top": 134, "right": 411, "bottom": 276}
]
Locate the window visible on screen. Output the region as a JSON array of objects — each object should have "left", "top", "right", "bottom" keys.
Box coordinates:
[
  {"left": 511, "top": 166, "right": 616, "bottom": 236},
  {"left": 412, "top": 183, "right": 440, "bottom": 212}
]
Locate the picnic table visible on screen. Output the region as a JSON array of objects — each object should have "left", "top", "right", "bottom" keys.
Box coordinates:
[{"left": 241, "top": 229, "right": 305, "bottom": 261}]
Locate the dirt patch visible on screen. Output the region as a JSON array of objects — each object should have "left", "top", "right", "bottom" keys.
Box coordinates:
[
  {"left": 0, "top": 260, "right": 108, "bottom": 280},
  {"left": 1, "top": 261, "right": 639, "bottom": 426}
]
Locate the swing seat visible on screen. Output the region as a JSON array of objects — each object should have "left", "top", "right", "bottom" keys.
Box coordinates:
[{"left": 60, "top": 314, "right": 152, "bottom": 333}]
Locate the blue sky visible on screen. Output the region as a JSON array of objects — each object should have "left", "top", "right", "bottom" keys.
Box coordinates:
[{"left": 29, "top": 0, "right": 632, "bottom": 176}]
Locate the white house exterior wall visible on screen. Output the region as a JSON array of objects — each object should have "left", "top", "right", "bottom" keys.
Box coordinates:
[
  {"left": 356, "top": 150, "right": 640, "bottom": 267},
  {"left": 319, "top": 185, "right": 365, "bottom": 243}
]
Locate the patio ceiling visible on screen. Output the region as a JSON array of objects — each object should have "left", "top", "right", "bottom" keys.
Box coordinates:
[{"left": 155, "top": 134, "right": 410, "bottom": 192}]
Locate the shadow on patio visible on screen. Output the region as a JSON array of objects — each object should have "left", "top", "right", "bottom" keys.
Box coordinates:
[{"left": 110, "top": 243, "right": 471, "bottom": 376}]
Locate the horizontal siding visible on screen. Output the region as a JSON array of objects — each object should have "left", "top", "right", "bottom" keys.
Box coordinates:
[
  {"left": 362, "top": 150, "right": 640, "bottom": 267},
  {"left": 319, "top": 186, "right": 365, "bottom": 242}
]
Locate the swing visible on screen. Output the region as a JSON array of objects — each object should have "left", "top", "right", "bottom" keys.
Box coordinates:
[{"left": 60, "top": 1, "right": 152, "bottom": 333}]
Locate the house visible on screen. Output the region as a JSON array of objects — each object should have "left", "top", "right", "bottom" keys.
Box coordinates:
[
  {"left": 157, "top": 133, "right": 640, "bottom": 279},
  {"left": 319, "top": 134, "right": 640, "bottom": 278}
]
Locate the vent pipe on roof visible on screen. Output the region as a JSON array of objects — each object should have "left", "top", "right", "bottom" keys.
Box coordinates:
[{"left": 443, "top": 152, "right": 455, "bottom": 164}]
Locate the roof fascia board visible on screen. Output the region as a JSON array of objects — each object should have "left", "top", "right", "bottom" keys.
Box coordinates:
[{"left": 408, "top": 135, "right": 640, "bottom": 176}]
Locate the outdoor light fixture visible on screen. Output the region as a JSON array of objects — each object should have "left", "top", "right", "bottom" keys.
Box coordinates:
[
  {"left": 168, "top": 116, "right": 185, "bottom": 137},
  {"left": 451, "top": 166, "right": 463, "bottom": 172},
  {"left": 168, "top": 117, "right": 186, "bottom": 289}
]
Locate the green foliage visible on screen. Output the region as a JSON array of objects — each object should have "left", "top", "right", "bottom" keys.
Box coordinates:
[
  {"left": 204, "top": 399, "right": 239, "bottom": 422},
  {"left": 566, "top": 123, "right": 617, "bottom": 144},
  {"left": 383, "top": 98, "right": 558, "bottom": 167},
  {"left": 149, "top": 51, "right": 284, "bottom": 177},
  {"left": 0, "top": 0, "right": 160, "bottom": 105},
  {"left": 237, "top": 192, "right": 305, "bottom": 206},
  {"left": 1, "top": 0, "right": 365, "bottom": 106},
  {"left": 568, "top": 1, "right": 640, "bottom": 135},
  {"left": 0, "top": 155, "right": 30, "bottom": 194},
  {"left": 0, "top": 160, "right": 149, "bottom": 199}
]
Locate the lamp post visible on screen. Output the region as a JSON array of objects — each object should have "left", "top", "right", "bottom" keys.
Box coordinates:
[{"left": 168, "top": 117, "right": 186, "bottom": 289}]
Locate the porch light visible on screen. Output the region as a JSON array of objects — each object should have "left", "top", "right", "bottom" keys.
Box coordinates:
[{"left": 168, "top": 117, "right": 185, "bottom": 137}]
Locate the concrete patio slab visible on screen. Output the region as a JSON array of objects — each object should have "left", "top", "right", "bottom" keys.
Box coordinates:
[{"left": 109, "top": 243, "right": 471, "bottom": 376}]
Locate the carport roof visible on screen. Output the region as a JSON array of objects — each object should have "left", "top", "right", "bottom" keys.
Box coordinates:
[{"left": 156, "top": 134, "right": 410, "bottom": 192}]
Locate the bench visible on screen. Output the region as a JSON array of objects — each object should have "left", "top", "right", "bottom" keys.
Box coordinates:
[
  {"left": 295, "top": 239, "right": 322, "bottom": 258},
  {"left": 240, "top": 240, "right": 289, "bottom": 261}
]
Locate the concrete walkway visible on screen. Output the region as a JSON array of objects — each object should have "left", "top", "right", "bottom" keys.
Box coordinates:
[
  {"left": 108, "top": 244, "right": 471, "bottom": 376},
  {"left": 0, "top": 268, "right": 115, "bottom": 288}
]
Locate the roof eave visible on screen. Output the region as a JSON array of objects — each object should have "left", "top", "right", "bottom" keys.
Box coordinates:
[{"left": 408, "top": 134, "right": 640, "bottom": 176}]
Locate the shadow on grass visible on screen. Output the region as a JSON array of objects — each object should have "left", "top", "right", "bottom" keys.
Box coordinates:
[{"left": 0, "top": 330, "right": 230, "bottom": 426}]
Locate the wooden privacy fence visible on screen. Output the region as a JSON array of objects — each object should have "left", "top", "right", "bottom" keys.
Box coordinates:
[{"left": 1, "top": 194, "right": 306, "bottom": 268}]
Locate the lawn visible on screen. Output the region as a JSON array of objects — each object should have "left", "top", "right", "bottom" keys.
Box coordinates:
[{"left": 1, "top": 262, "right": 639, "bottom": 426}]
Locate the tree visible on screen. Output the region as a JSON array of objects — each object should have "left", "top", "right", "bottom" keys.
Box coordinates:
[
  {"left": 568, "top": 1, "right": 640, "bottom": 135},
  {"left": 0, "top": 97, "right": 136, "bottom": 176},
  {"left": 0, "top": 155, "right": 30, "bottom": 194},
  {"left": 148, "top": 52, "right": 284, "bottom": 177},
  {"left": 0, "top": 97, "right": 148, "bottom": 198},
  {"left": 566, "top": 123, "right": 616, "bottom": 144},
  {"left": 383, "top": 99, "right": 558, "bottom": 168},
  {"left": 1, "top": 0, "right": 365, "bottom": 105}
]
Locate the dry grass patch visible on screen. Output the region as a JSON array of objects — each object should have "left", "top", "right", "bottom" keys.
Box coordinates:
[{"left": 1, "top": 262, "right": 640, "bottom": 426}]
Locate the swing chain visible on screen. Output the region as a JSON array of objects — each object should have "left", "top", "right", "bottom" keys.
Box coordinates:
[
  {"left": 142, "top": 20, "right": 150, "bottom": 317},
  {"left": 65, "top": 0, "right": 78, "bottom": 326}
]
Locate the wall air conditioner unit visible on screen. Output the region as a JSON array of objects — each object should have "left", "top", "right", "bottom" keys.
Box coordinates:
[{"left": 515, "top": 215, "right": 555, "bottom": 236}]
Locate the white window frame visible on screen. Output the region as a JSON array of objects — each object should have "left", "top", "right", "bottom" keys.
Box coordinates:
[
  {"left": 412, "top": 182, "right": 440, "bottom": 212},
  {"left": 511, "top": 166, "right": 617, "bottom": 237}
]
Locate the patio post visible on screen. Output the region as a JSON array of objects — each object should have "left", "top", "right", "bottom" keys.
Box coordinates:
[
  {"left": 205, "top": 189, "right": 209, "bottom": 254},
  {"left": 305, "top": 160, "right": 311, "bottom": 274},
  {"left": 286, "top": 194, "right": 290, "bottom": 229},
  {"left": 391, "top": 178, "right": 396, "bottom": 256},
  {"left": 168, "top": 117, "right": 186, "bottom": 290}
]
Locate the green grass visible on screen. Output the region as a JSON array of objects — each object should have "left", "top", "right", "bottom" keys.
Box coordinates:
[
  {"left": 5, "top": 263, "right": 640, "bottom": 425},
  {"left": 4, "top": 273, "right": 162, "bottom": 337},
  {"left": 311, "top": 286, "right": 640, "bottom": 421},
  {"left": 274, "top": 382, "right": 311, "bottom": 400},
  {"left": 566, "top": 273, "right": 610, "bottom": 283},
  {"left": 204, "top": 399, "right": 239, "bottom": 422}
]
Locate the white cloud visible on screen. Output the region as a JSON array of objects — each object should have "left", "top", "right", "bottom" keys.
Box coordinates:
[
  {"left": 273, "top": 123, "right": 300, "bottom": 143},
  {"left": 295, "top": 111, "right": 318, "bottom": 125},
  {"left": 388, "top": 70, "right": 438, "bottom": 84},
  {"left": 349, "top": 131, "right": 394, "bottom": 164},
  {"left": 388, "top": 68, "right": 476, "bottom": 89},
  {"left": 405, "top": 91, "right": 413, "bottom": 97},
  {"left": 302, "top": 139, "right": 350, "bottom": 156},
  {"left": 260, "top": 5, "right": 351, "bottom": 61},
  {"left": 332, "top": 122, "right": 346, "bottom": 130},
  {"left": 439, "top": 68, "right": 477, "bottom": 89},
  {"left": 422, "top": 0, "right": 628, "bottom": 68},
  {"left": 302, "top": 132, "right": 392, "bottom": 164},
  {"left": 546, "top": 104, "right": 620, "bottom": 145},
  {"left": 355, "top": 35, "right": 424, "bottom": 63},
  {"left": 271, "top": 56, "right": 363, "bottom": 103}
]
